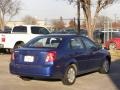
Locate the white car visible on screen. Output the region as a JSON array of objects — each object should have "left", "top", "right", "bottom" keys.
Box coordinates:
[{"left": 0, "top": 25, "right": 49, "bottom": 53}]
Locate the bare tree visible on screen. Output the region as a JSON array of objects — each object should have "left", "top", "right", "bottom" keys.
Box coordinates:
[
  {"left": 52, "top": 17, "right": 65, "bottom": 30},
  {"left": 81, "top": 20, "right": 86, "bottom": 29},
  {"left": 68, "top": 19, "right": 77, "bottom": 29},
  {"left": 0, "top": 0, "right": 21, "bottom": 30},
  {"left": 67, "top": 0, "right": 118, "bottom": 39},
  {"left": 96, "top": 16, "right": 111, "bottom": 29},
  {"left": 112, "top": 21, "right": 120, "bottom": 29},
  {"left": 22, "top": 15, "right": 38, "bottom": 25}
]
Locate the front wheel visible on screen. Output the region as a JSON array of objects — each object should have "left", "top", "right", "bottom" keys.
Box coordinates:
[
  {"left": 62, "top": 64, "right": 77, "bottom": 85},
  {"left": 99, "top": 59, "right": 110, "bottom": 74},
  {"left": 20, "top": 76, "right": 32, "bottom": 81}
]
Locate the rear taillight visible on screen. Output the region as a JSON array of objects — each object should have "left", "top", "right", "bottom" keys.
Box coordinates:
[
  {"left": 11, "top": 52, "right": 15, "bottom": 61},
  {"left": 45, "top": 51, "right": 56, "bottom": 62},
  {"left": 1, "top": 35, "right": 5, "bottom": 42}
]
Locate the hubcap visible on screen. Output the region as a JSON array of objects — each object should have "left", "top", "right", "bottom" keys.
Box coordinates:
[
  {"left": 103, "top": 60, "right": 109, "bottom": 72},
  {"left": 67, "top": 68, "right": 75, "bottom": 83},
  {"left": 109, "top": 43, "right": 116, "bottom": 49}
]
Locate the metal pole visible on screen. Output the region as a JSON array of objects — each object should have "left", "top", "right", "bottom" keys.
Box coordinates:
[
  {"left": 74, "top": 17, "right": 76, "bottom": 30},
  {"left": 77, "top": 0, "right": 80, "bottom": 34}
]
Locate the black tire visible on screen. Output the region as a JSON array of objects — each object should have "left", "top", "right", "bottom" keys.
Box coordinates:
[
  {"left": 14, "top": 42, "right": 24, "bottom": 49},
  {"left": 62, "top": 64, "right": 77, "bottom": 85},
  {"left": 99, "top": 59, "right": 110, "bottom": 74},
  {"left": 5, "top": 49, "right": 12, "bottom": 54},
  {"left": 20, "top": 76, "right": 32, "bottom": 81},
  {"left": 109, "top": 43, "right": 116, "bottom": 50}
]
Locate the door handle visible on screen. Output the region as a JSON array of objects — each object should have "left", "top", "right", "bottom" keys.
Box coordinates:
[
  {"left": 75, "top": 52, "right": 78, "bottom": 54},
  {"left": 69, "top": 54, "right": 74, "bottom": 56}
]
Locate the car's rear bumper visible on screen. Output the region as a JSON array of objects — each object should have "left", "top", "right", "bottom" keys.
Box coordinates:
[{"left": 9, "top": 62, "right": 63, "bottom": 79}]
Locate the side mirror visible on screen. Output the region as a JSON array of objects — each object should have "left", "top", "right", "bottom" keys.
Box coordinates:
[{"left": 102, "top": 47, "right": 109, "bottom": 50}]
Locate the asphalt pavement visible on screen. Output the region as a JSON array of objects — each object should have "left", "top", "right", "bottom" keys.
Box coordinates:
[{"left": 0, "top": 55, "right": 120, "bottom": 90}]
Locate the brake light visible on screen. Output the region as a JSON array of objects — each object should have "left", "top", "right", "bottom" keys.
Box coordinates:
[
  {"left": 46, "top": 51, "right": 56, "bottom": 62},
  {"left": 1, "top": 35, "right": 5, "bottom": 42},
  {"left": 11, "top": 52, "right": 15, "bottom": 61}
]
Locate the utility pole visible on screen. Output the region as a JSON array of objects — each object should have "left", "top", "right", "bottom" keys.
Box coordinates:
[
  {"left": 73, "top": 17, "right": 76, "bottom": 30},
  {"left": 114, "top": 14, "right": 117, "bottom": 29},
  {"left": 77, "top": 0, "right": 80, "bottom": 34}
]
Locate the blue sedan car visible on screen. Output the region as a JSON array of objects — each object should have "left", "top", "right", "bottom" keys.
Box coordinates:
[{"left": 10, "top": 35, "right": 111, "bottom": 85}]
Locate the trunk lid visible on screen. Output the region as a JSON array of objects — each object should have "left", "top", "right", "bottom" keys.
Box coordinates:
[{"left": 14, "top": 48, "right": 56, "bottom": 65}]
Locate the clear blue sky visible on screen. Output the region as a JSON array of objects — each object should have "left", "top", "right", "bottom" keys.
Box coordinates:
[{"left": 13, "top": 0, "right": 120, "bottom": 21}]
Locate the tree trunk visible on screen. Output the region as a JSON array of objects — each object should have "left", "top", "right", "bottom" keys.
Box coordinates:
[
  {"left": 84, "top": 5, "right": 94, "bottom": 40},
  {"left": 0, "top": 11, "right": 4, "bottom": 31},
  {"left": 86, "top": 19, "right": 93, "bottom": 40}
]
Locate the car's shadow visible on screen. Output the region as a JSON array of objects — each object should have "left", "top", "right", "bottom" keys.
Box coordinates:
[
  {"left": 0, "top": 49, "right": 10, "bottom": 54},
  {"left": 0, "top": 49, "right": 6, "bottom": 54},
  {"left": 108, "top": 59, "right": 120, "bottom": 89},
  {"left": 33, "top": 78, "right": 60, "bottom": 82}
]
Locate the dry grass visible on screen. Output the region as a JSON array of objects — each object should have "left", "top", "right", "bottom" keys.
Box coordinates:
[{"left": 109, "top": 50, "right": 120, "bottom": 57}]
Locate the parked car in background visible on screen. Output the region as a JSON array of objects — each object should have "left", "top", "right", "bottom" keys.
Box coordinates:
[
  {"left": 51, "top": 28, "right": 87, "bottom": 36},
  {"left": 0, "top": 27, "right": 12, "bottom": 34},
  {"left": 94, "top": 29, "right": 120, "bottom": 49},
  {"left": 0, "top": 25, "right": 49, "bottom": 53},
  {"left": 105, "top": 38, "right": 120, "bottom": 50},
  {"left": 10, "top": 34, "right": 111, "bottom": 85}
]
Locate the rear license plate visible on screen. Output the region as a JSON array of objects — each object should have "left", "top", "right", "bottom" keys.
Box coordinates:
[{"left": 24, "top": 56, "right": 34, "bottom": 62}]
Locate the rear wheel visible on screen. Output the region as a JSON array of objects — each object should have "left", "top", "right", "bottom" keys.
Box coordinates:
[
  {"left": 99, "top": 59, "right": 110, "bottom": 74},
  {"left": 5, "top": 49, "right": 12, "bottom": 54},
  {"left": 62, "top": 64, "right": 77, "bottom": 85},
  {"left": 14, "top": 42, "right": 24, "bottom": 49},
  {"left": 109, "top": 43, "right": 116, "bottom": 50}
]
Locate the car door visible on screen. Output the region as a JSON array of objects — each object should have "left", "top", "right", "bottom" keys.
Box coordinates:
[
  {"left": 81, "top": 37, "right": 103, "bottom": 70},
  {"left": 68, "top": 37, "right": 90, "bottom": 73}
]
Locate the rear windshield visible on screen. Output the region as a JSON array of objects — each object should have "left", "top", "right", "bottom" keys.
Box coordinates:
[
  {"left": 25, "top": 37, "right": 62, "bottom": 48},
  {"left": 31, "top": 26, "right": 49, "bottom": 34},
  {"left": 12, "top": 26, "right": 27, "bottom": 33}
]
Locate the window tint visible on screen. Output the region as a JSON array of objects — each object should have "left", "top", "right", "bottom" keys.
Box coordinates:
[
  {"left": 70, "top": 37, "right": 84, "bottom": 50},
  {"left": 12, "top": 26, "right": 27, "bottom": 33},
  {"left": 81, "top": 37, "right": 97, "bottom": 49},
  {"left": 26, "top": 37, "right": 62, "bottom": 48},
  {"left": 31, "top": 26, "right": 49, "bottom": 34}
]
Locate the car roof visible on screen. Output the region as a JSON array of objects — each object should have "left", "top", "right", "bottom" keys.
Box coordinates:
[
  {"left": 38, "top": 34, "right": 87, "bottom": 38},
  {"left": 14, "top": 25, "right": 47, "bottom": 28}
]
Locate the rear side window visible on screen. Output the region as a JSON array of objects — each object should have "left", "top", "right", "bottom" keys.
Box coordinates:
[
  {"left": 31, "top": 27, "right": 49, "bottom": 34},
  {"left": 26, "top": 37, "right": 62, "bottom": 48},
  {"left": 69, "top": 37, "right": 84, "bottom": 50},
  {"left": 12, "top": 26, "right": 27, "bottom": 33}
]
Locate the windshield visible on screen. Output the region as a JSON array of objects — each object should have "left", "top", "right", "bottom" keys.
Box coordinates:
[{"left": 25, "top": 36, "right": 62, "bottom": 48}]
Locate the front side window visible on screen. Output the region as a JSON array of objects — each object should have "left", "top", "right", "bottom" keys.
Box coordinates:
[
  {"left": 81, "top": 37, "right": 97, "bottom": 50},
  {"left": 25, "top": 37, "right": 62, "bottom": 48},
  {"left": 31, "top": 26, "right": 49, "bottom": 34}
]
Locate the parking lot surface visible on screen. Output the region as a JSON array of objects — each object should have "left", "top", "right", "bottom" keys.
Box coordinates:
[{"left": 0, "top": 55, "right": 120, "bottom": 90}]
